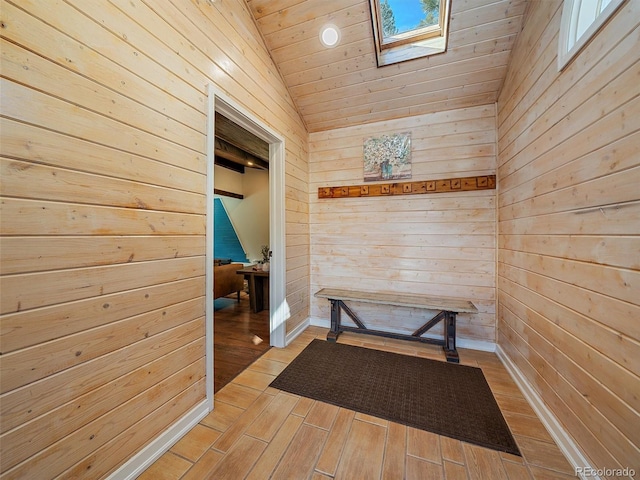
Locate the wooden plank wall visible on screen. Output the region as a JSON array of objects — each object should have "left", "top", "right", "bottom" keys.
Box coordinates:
[
  {"left": 496, "top": 0, "right": 639, "bottom": 474},
  {"left": 309, "top": 105, "right": 497, "bottom": 344},
  {"left": 0, "top": 0, "right": 308, "bottom": 477},
  {"left": 246, "top": 0, "right": 527, "bottom": 132}
]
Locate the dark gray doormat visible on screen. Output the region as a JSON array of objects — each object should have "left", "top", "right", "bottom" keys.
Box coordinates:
[{"left": 270, "top": 339, "right": 520, "bottom": 456}]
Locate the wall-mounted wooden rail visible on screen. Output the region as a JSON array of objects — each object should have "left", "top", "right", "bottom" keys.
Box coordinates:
[{"left": 318, "top": 175, "right": 496, "bottom": 199}]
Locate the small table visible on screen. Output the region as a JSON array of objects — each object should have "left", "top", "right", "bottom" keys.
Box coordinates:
[{"left": 236, "top": 266, "right": 269, "bottom": 313}]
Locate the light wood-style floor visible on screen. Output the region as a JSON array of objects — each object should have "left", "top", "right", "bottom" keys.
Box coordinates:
[{"left": 139, "top": 327, "right": 576, "bottom": 480}]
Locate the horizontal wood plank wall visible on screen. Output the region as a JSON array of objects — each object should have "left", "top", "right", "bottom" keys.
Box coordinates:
[
  {"left": 0, "top": 0, "right": 308, "bottom": 477},
  {"left": 496, "top": 0, "right": 640, "bottom": 474},
  {"left": 309, "top": 105, "right": 497, "bottom": 343}
]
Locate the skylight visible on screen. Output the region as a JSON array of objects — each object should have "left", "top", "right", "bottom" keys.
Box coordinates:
[{"left": 369, "top": 0, "right": 450, "bottom": 66}]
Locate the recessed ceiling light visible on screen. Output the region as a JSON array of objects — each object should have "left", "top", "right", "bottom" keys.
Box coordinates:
[{"left": 320, "top": 24, "right": 340, "bottom": 48}]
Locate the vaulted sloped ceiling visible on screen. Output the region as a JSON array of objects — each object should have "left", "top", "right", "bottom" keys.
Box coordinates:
[{"left": 246, "top": 0, "right": 528, "bottom": 132}]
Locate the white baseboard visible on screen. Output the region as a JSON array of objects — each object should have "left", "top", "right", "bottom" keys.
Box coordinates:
[
  {"left": 308, "top": 317, "right": 496, "bottom": 352},
  {"left": 496, "top": 346, "right": 596, "bottom": 480},
  {"left": 308, "top": 316, "right": 328, "bottom": 329},
  {"left": 286, "top": 317, "right": 310, "bottom": 345},
  {"left": 108, "top": 400, "right": 210, "bottom": 480},
  {"left": 108, "top": 325, "right": 593, "bottom": 480},
  {"left": 456, "top": 337, "right": 496, "bottom": 352}
]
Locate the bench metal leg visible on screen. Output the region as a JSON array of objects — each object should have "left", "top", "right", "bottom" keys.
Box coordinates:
[
  {"left": 327, "top": 299, "right": 368, "bottom": 342},
  {"left": 325, "top": 298, "right": 459, "bottom": 362},
  {"left": 443, "top": 311, "right": 459, "bottom": 363},
  {"left": 411, "top": 311, "right": 446, "bottom": 337},
  {"left": 327, "top": 299, "right": 341, "bottom": 342},
  {"left": 339, "top": 300, "right": 367, "bottom": 329}
]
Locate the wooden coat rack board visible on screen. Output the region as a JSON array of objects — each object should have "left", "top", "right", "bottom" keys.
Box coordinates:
[{"left": 318, "top": 175, "right": 496, "bottom": 199}]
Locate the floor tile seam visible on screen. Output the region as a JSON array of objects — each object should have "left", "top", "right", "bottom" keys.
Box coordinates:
[
  {"left": 172, "top": 450, "right": 206, "bottom": 467},
  {"left": 311, "top": 420, "right": 343, "bottom": 478},
  {"left": 290, "top": 410, "right": 311, "bottom": 418},
  {"left": 208, "top": 435, "right": 268, "bottom": 479},
  {"left": 232, "top": 379, "right": 276, "bottom": 392},
  {"left": 208, "top": 432, "right": 269, "bottom": 458},
  {"left": 522, "top": 460, "right": 576, "bottom": 477},
  {"left": 460, "top": 441, "right": 511, "bottom": 479},
  {"left": 245, "top": 411, "right": 303, "bottom": 445},
  {"left": 243, "top": 398, "right": 300, "bottom": 443},
  {"left": 501, "top": 457, "right": 533, "bottom": 473},
  {"left": 294, "top": 396, "right": 318, "bottom": 416},
  {"left": 177, "top": 452, "right": 219, "bottom": 480},
  {"left": 500, "top": 410, "right": 538, "bottom": 419},
  {"left": 501, "top": 417, "right": 556, "bottom": 444},
  {"left": 355, "top": 415, "right": 391, "bottom": 428},
  {"left": 501, "top": 446, "right": 572, "bottom": 476},
  {"left": 440, "top": 453, "right": 466, "bottom": 466},
  {"left": 527, "top": 463, "right": 577, "bottom": 478},
  {"left": 259, "top": 415, "right": 308, "bottom": 479},
  {"left": 405, "top": 452, "right": 444, "bottom": 466},
  {"left": 211, "top": 397, "right": 251, "bottom": 411},
  {"left": 314, "top": 408, "right": 357, "bottom": 478},
  {"left": 227, "top": 379, "right": 277, "bottom": 395},
  {"left": 303, "top": 418, "right": 336, "bottom": 432},
  {"left": 378, "top": 417, "right": 407, "bottom": 478},
  {"left": 513, "top": 432, "right": 562, "bottom": 447},
  {"left": 199, "top": 422, "right": 231, "bottom": 435},
  {"left": 211, "top": 394, "right": 277, "bottom": 453},
  {"left": 248, "top": 358, "right": 289, "bottom": 371}
]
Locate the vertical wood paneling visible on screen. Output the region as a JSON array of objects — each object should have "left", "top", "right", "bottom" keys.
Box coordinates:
[
  {"left": 309, "top": 105, "right": 497, "bottom": 343},
  {"left": 0, "top": 0, "right": 308, "bottom": 477},
  {"left": 497, "top": 0, "right": 640, "bottom": 473}
]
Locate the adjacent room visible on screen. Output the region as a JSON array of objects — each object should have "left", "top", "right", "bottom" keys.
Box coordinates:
[
  {"left": 211, "top": 113, "right": 272, "bottom": 391},
  {"left": 0, "top": 0, "right": 637, "bottom": 479}
]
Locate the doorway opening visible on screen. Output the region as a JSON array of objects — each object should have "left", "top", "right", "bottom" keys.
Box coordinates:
[
  {"left": 212, "top": 113, "right": 270, "bottom": 393},
  {"left": 206, "top": 85, "right": 286, "bottom": 409}
]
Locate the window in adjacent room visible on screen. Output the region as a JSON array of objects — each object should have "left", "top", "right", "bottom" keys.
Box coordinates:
[
  {"left": 558, "top": 0, "right": 626, "bottom": 70},
  {"left": 369, "top": 0, "right": 451, "bottom": 67}
]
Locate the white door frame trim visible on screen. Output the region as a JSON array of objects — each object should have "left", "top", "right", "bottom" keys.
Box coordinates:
[{"left": 206, "top": 84, "right": 287, "bottom": 409}]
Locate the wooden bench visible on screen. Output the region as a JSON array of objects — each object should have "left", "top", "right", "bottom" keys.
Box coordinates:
[{"left": 314, "top": 288, "right": 478, "bottom": 363}]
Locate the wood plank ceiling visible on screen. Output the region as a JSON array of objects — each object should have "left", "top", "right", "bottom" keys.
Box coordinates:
[{"left": 246, "top": 0, "right": 528, "bottom": 132}]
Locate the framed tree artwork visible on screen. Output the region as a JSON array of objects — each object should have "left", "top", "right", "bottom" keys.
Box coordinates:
[{"left": 363, "top": 132, "right": 412, "bottom": 181}]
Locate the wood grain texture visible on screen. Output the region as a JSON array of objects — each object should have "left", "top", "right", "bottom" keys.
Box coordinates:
[
  {"left": 496, "top": 0, "right": 640, "bottom": 473},
  {"left": 315, "top": 288, "right": 478, "bottom": 313},
  {"left": 309, "top": 105, "right": 496, "bottom": 343},
  {"left": 2, "top": 0, "right": 636, "bottom": 477},
  {"left": 144, "top": 327, "right": 577, "bottom": 480},
  {"left": 0, "top": 0, "right": 308, "bottom": 477},
  {"left": 246, "top": 0, "right": 526, "bottom": 132}
]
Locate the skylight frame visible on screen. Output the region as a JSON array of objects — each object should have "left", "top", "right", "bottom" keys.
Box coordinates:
[
  {"left": 368, "top": 0, "right": 451, "bottom": 67},
  {"left": 371, "top": 0, "right": 447, "bottom": 51}
]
